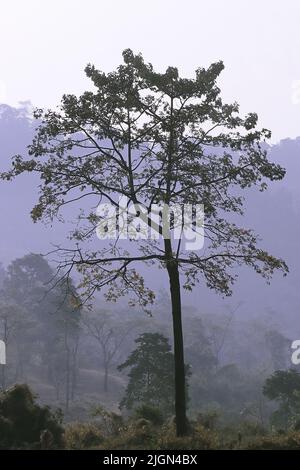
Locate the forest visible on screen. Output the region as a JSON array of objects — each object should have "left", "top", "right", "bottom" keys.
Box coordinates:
[
  {"left": 0, "top": 250, "right": 299, "bottom": 449},
  {"left": 0, "top": 3, "right": 300, "bottom": 453}
]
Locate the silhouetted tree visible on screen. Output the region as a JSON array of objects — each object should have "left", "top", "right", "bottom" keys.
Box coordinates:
[{"left": 2, "top": 50, "right": 288, "bottom": 435}]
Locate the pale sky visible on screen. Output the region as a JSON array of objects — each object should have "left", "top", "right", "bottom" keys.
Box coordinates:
[{"left": 0, "top": 0, "right": 300, "bottom": 143}]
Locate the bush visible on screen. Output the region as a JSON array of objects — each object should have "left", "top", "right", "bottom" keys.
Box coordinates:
[
  {"left": 0, "top": 384, "right": 64, "bottom": 449},
  {"left": 239, "top": 421, "right": 266, "bottom": 437},
  {"left": 195, "top": 410, "right": 219, "bottom": 430},
  {"left": 97, "top": 417, "right": 220, "bottom": 450},
  {"left": 91, "top": 405, "right": 124, "bottom": 436},
  {"left": 247, "top": 431, "right": 300, "bottom": 450},
  {"left": 100, "top": 420, "right": 155, "bottom": 450},
  {"left": 64, "top": 422, "right": 104, "bottom": 449},
  {"left": 122, "top": 421, "right": 154, "bottom": 447},
  {"left": 134, "top": 405, "right": 164, "bottom": 426},
  {"left": 157, "top": 422, "right": 219, "bottom": 450}
]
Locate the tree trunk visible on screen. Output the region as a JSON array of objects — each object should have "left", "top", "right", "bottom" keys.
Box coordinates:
[
  {"left": 71, "top": 361, "right": 77, "bottom": 400},
  {"left": 65, "top": 348, "right": 70, "bottom": 413},
  {"left": 71, "top": 338, "right": 79, "bottom": 400},
  {"left": 1, "top": 365, "right": 5, "bottom": 390},
  {"left": 55, "top": 381, "right": 60, "bottom": 401},
  {"left": 103, "top": 362, "right": 108, "bottom": 393},
  {"left": 166, "top": 259, "right": 187, "bottom": 436},
  {"left": 64, "top": 326, "right": 70, "bottom": 413}
]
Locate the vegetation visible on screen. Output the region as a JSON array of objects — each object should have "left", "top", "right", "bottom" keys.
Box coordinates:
[
  {"left": 1, "top": 50, "right": 288, "bottom": 436},
  {"left": 0, "top": 254, "right": 81, "bottom": 411},
  {"left": 0, "top": 252, "right": 297, "bottom": 449},
  {"left": 3, "top": 381, "right": 300, "bottom": 450},
  {"left": 118, "top": 333, "right": 177, "bottom": 415},
  {"left": 0, "top": 384, "right": 64, "bottom": 449},
  {"left": 263, "top": 369, "right": 300, "bottom": 429},
  {"left": 0, "top": 47, "right": 295, "bottom": 449}
]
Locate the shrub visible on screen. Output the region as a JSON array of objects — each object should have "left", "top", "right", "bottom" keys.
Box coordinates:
[
  {"left": 123, "top": 422, "right": 154, "bottom": 447},
  {"left": 134, "top": 405, "right": 164, "bottom": 426},
  {"left": 247, "top": 431, "right": 300, "bottom": 450},
  {"left": 100, "top": 420, "right": 155, "bottom": 450},
  {"left": 158, "top": 423, "right": 219, "bottom": 450},
  {"left": 239, "top": 421, "right": 266, "bottom": 437},
  {"left": 0, "top": 384, "right": 64, "bottom": 449},
  {"left": 64, "top": 423, "right": 104, "bottom": 449},
  {"left": 195, "top": 410, "right": 219, "bottom": 430},
  {"left": 91, "top": 405, "right": 124, "bottom": 436}
]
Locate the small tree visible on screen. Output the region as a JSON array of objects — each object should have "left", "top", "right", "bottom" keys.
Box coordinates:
[
  {"left": 118, "top": 332, "right": 179, "bottom": 416},
  {"left": 263, "top": 369, "right": 300, "bottom": 428},
  {"left": 2, "top": 50, "right": 288, "bottom": 435}
]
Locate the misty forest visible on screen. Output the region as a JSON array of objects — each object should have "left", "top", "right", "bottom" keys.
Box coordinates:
[{"left": 0, "top": 50, "right": 300, "bottom": 451}]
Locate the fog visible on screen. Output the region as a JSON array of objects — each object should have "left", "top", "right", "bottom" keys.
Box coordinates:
[{"left": 0, "top": 2, "right": 300, "bottom": 451}]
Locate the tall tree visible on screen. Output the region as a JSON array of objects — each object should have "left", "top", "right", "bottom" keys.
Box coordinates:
[{"left": 2, "top": 50, "right": 288, "bottom": 435}]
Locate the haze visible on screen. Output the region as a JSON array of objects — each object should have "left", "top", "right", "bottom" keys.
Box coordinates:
[{"left": 0, "top": 0, "right": 300, "bottom": 143}]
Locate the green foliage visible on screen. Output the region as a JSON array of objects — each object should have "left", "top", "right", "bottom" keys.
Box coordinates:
[
  {"left": 64, "top": 422, "right": 103, "bottom": 449},
  {"left": 0, "top": 384, "right": 64, "bottom": 449},
  {"left": 118, "top": 333, "right": 176, "bottom": 415},
  {"left": 263, "top": 369, "right": 300, "bottom": 404},
  {"left": 263, "top": 369, "right": 300, "bottom": 428},
  {"left": 134, "top": 404, "right": 164, "bottom": 426}
]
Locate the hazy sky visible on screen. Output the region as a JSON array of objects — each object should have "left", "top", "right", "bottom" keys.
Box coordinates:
[{"left": 0, "top": 0, "right": 299, "bottom": 143}]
